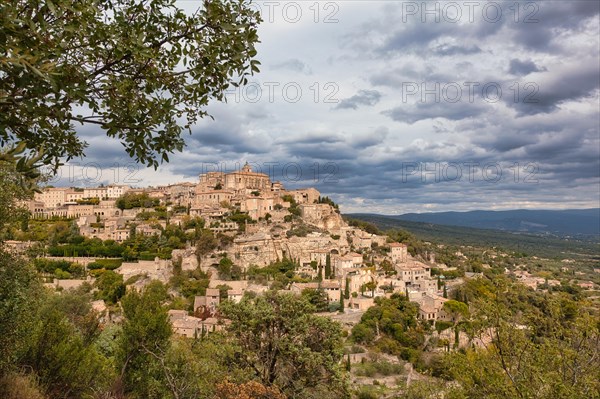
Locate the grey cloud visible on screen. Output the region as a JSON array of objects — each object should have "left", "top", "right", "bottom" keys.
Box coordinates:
[
  {"left": 508, "top": 59, "right": 546, "bottom": 76},
  {"left": 62, "top": 1, "right": 599, "bottom": 213},
  {"left": 506, "top": 62, "right": 600, "bottom": 115},
  {"left": 379, "top": 22, "right": 455, "bottom": 54},
  {"left": 383, "top": 102, "right": 486, "bottom": 124},
  {"left": 281, "top": 141, "right": 356, "bottom": 161},
  {"left": 350, "top": 127, "right": 389, "bottom": 149},
  {"left": 509, "top": 1, "right": 600, "bottom": 52},
  {"left": 335, "top": 90, "right": 382, "bottom": 110},
  {"left": 370, "top": 66, "right": 454, "bottom": 89},
  {"left": 271, "top": 59, "right": 312, "bottom": 74},
  {"left": 431, "top": 44, "right": 481, "bottom": 56},
  {"left": 276, "top": 133, "right": 343, "bottom": 145}
]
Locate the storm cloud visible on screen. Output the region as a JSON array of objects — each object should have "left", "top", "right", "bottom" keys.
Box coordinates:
[{"left": 56, "top": 0, "right": 600, "bottom": 213}]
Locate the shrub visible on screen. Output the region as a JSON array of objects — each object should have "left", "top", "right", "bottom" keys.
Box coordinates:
[
  {"left": 435, "top": 320, "right": 453, "bottom": 333},
  {"left": 33, "top": 258, "right": 71, "bottom": 274},
  {"left": 356, "top": 386, "right": 380, "bottom": 399},
  {"left": 87, "top": 259, "right": 122, "bottom": 270},
  {"left": 0, "top": 373, "right": 47, "bottom": 399}
]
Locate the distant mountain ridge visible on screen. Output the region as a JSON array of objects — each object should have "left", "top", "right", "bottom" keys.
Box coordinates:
[{"left": 355, "top": 209, "right": 600, "bottom": 236}]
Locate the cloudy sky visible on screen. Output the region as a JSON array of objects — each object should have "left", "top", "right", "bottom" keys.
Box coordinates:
[{"left": 53, "top": 0, "right": 600, "bottom": 214}]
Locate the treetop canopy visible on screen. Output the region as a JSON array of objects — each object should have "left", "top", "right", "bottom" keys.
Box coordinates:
[{"left": 0, "top": 0, "right": 261, "bottom": 170}]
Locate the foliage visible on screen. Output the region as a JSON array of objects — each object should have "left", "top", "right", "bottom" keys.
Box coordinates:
[
  {"left": 1, "top": 0, "right": 261, "bottom": 169},
  {"left": 355, "top": 386, "right": 380, "bottom": 399},
  {"left": 442, "top": 300, "right": 469, "bottom": 322},
  {"left": 227, "top": 211, "right": 253, "bottom": 225},
  {"left": 76, "top": 197, "right": 100, "bottom": 205},
  {"left": 21, "top": 290, "right": 113, "bottom": 398},
  {"left": 179, "top": 268, "right": 211, "bottom": 299},
  {"left": 87, "top": 258, "right": 123, "bottom": 270},
  {"left": 33, "top": 258, "right": 73, "bottom": 274},
  {"left": 47, "top": 236, "right": 124, "bottom": 257},
  {"left": 218, "top": 256, "right": 242, "bottom": 280},
  {"left": 325, "top": 254, "right": 332, "bottom": 279},
  {"left": 351, "top": 294, "right": 424, "bottom": 354},
  {"left": 214, "top": 380, "right": 287, "bottom": 399},
  {"left": 0, "top": 155, "right": 36, "bottom": 239},
  {"left": 247, "top": 259, "right": 298, "bottom": 283},
  {"left": 353, "top": 360, "right": 404, "bottom": 377},
  {"left": 116, "top": 193, "right": 160, "bottom": 210},
  {"left": 220, "top": 291, "right": 349, "bottom": 398},
  {"left": 301, "top": 288, "right": 329, "bottom": 312},
  {"left": 344, "top": 278, "right": 350, "bottom": 299},
  {"left": 196, "top": 229, "right": 219, "bottom": 259},
  {"left": 118, "top": 281, "right": 172, "bottom": 398},
  {"left": 281, "top": 195, "right": 301, "bottom": 218},
  {"left": 317, "top": 196, "right": 339, "bottom": 209},
  {"left": 344, "top": 218, "right": 380, "bottom": 235},
  {"left": 0, "top": 249, "right": 40, "bottom": 376},
  {"left": 286, "top": 223, "right": 320, "bottom": 238},
  {"left": 0, "top": 372, "right": 47, "bottom": 399},
  {"left": 95, "top": 270, "right": 126, "bottom": 304},
  {"left": 436, "top": 279, "right": 600, "bottom": 399}
]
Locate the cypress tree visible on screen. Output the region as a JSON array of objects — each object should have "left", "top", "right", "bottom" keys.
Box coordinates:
[
  {"left": 325, "top": 254, "right": 331, "bottom": 279},
  {"left": 344, "top": 277, "right": 350, "bottom": 299}
]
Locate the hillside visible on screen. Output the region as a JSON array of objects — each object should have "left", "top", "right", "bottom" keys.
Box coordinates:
[
  {"left": 380, "top": 209, "right": 600, "bottom": 237},
  {"left": 346, "top": 213, "right": 600, "bottom": 260}
]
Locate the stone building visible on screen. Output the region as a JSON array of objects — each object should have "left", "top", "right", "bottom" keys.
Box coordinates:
[
  {"left": 390, "top": 242, "right": 408, "bottom": 263},
  {"left": 286, "top": 188, "right": 320, "bottom": 205},
  {"left": 409, "top": 291, "right": 449, "bottom": 321},
  {"left": 290, "top": 281, "right": 342, "bottom": 303},
  {"left": 300, "top": 203, "right": 343, "bottom": 230}
]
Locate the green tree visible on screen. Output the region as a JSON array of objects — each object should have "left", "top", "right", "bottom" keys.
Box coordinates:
[
  {"left": 442, "top": 300, "right": 469, "bottom": 324},
  {"left": 1, "top": 0, "right": 261, "bottom": 168},
  {"left": 350, "top": 294, "right": 423, "bottom": 352},
  {"left": 196, "top": 230, "right": 218, "bottom": 261},
  {"left": 441, "top": 280, "right": 600, "bottom": 399},
  {"left": 116, "top": 192, "right": 159, "bottom": 210},
  {"left": 220, "top": 291, "right": 349, "bottom": 398},
  {"left": 325, "top": 254, "right": 332, "bottom": 279},
  {"left": 0, "top": 149, "right": 40, "bottom": 239},
  {"left": 217, "top": 256, "right": 241, "bottom": 280},
  {"left": 22, "top": 290, "right": 113, "bottom": 398},
  {"left": 380, "top": 259, "right": 395, "bottom": 276},
  {"left": 301, "top": 288, "right": 329, "bottom": 312},
  {"left": 118, "top": 281, "right": 172, "bottom": 398},
  {"left": 95, "top": 270, "right": 126, "bottom": 304},
  {"left": 0, "top": 249, "right": 40, "bottom": 376},
  {"left": 364, "top": 280, "right": 377, "bottom": 298},
  {"left": 218, "top": 256, "right": 234, "bottom": 279},
  {"left": 344, "top": 277, "right": 350, "bottom": 300}
]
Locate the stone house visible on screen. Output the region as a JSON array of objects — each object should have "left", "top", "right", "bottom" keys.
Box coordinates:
[
  {"left": 389, "top": 242, "right": 408, "bottom": 264},
  {"left": 194, "top": 288, "right": 220, "bottom": 314},
  {"left": 348, "top": 296, "right": 375, "bottom": 311},
  {"left": 409, "top": 291, "right": 449, "bottom": 321},
  {"left": 290, "top": 281, "right": 342, "bottom": 302},
  {"left": 227, "top": 289, "right": 244, "bottom": 303}
]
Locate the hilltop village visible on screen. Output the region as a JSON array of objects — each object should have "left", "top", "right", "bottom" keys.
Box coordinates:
[
  {"left": 4, "top": 162, "right": 599, "bottom": 399},
  {"left": 14, "top": 163, "right": 455, "bottom": 336}
]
